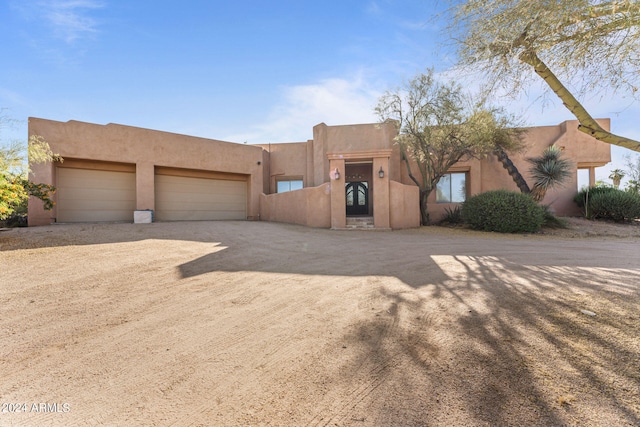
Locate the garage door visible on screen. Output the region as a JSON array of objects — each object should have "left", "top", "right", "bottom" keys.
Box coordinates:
[
  {"left": 155, "top": 174, "right": 246, "bottom": 221},
  {"left": 57, "top": 168, "right": 136, "bottom": 222}
]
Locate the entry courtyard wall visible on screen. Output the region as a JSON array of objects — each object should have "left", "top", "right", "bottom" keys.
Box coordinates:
[
  {"left": 260, "top": 180, "right": 420, "bottom": 230},
  {"left": 259, "top": 183, "right": 331, "bottom": 228}
]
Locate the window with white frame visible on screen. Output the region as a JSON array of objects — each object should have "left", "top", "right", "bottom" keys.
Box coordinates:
[
  {"left": 276, "top": 179, "right": 303, "bottom": 193},
  {"left": 436, "top": 172, "right": 467, "bottom": 203}
]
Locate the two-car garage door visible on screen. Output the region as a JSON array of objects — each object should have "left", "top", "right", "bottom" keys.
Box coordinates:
[
  {"left": 56, "top": 165, "right": 247, "bottom": 223},
  {"left": 155, "top": 173, "right": 247, "bottom": 221},
  {"left": 56, "top": 167, "right": 136, "bottom": 223}
]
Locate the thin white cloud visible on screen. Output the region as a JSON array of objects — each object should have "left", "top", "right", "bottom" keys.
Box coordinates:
[
  {"left": 38, "top": 0, "right": 105, "bottom": 43},
  {"left": 10, "top": 0, "right": 104, "bottom": 45},
  {"left": 225, "top": 73, "right": 381, "bottom": 144}
]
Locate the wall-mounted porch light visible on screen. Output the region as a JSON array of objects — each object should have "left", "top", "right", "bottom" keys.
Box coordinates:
[
  {"left": 333, "top": 167, "right": 340, "bottom": 180},
  {"left": 378, "top": 166, "right": 385, "bottom": 178}
]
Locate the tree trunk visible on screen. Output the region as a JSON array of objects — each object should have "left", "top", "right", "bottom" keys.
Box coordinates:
[
  {"left": 494, "top": 148, "right": 531, "bottom": 194},
  {"left": 530, "top": 185, "right": 546, "bottom": 202},
  {"left": 518, "top": 49, "right": 640, "bottom": 153},
  {"left": 420, "top": 190, "right": 430, "bottom": 226}
]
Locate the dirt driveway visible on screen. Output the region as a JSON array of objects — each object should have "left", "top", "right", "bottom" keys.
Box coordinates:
[{"left": 1, "top": 221, "right": 639, "bottom": 426}]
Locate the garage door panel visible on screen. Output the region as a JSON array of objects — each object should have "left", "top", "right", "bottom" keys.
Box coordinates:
[
  {"left": 158, "top": 210, "right": 245, "bottom": 221},
  {"left": 157, "top": 192, "right": 245, "bottom": 205},
  {"left": 57, "top": 168, "right": 136, "bottom": 222},
  {"left": 57, "top": 188, "right": 136, "bottom": 202},
  {"left": 159, "top": 180, "right": 243, "bottom": 195},
  {"left": 155, "top": 174, "right": 246, "bottom": 221},
  {"left": 57, "top": 196, "right": 136, "bottom": 210},
  {"left": 157, "top": 202, "right": 246, "bottom": 213},
  {"left": 58, "top": 209, "right": 134, "bottom": 223},
  {"left": 61, "top": 174, "right": 134, "bottom": 188}
]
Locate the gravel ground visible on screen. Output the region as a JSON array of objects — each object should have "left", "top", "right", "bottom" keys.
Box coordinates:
[{"left": 1, "top": 220, "right": 639, "bottom": 426}]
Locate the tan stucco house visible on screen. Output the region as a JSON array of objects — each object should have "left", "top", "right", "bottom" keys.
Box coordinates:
[{"left": 28, "top": 117, "right": 611, "bottom": 229}]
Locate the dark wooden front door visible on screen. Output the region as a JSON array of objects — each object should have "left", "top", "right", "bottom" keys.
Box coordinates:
[{"left": 346, "top": 182, "right": 369, "bottom": 216}]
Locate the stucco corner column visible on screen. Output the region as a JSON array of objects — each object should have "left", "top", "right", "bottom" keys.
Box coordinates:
[
  {"left": 589, "top": 167, "right": 596, "bottom": 187},
  {"left": 247, "top": 175, "right": 262, "bottom": 221},
  {"left": 373, "top": 157, "right": 390, "bottom": 229},
  {"left": 27, "top": 161, "right": 56, "bottom": 226},
  {"left": 136, "top": 162, "right": 155, "bottom": 211},
  {"left": 329, "top": 158, "right": 346, "bottom": 229}
]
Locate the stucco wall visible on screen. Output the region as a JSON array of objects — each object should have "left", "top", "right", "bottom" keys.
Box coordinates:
[
  {"left": 312, "top": 122, "right": 396, "bottom": 185},
  {"left": 389, "top": 180, "right": 420, "bottom": 229},
  {"left": 259, "top": 183, "right": 331, "bottom": 228},
  {"left": 28, "top": 117, "right": 611, "bottom": 228},
  {"left": 478, "top": 119, "right": 611, "bottom": 217},
  {"left": 28, "top": 160, "right": 58, "bottom": 225},
  {"left": 394, "top": 120, "right": 612, "bottom": 222},
  {"left": 28, "top": 118, "right": 264, "bottom": 225},
  {"left": 256, "top": 142, "right": 310, "bottom": 194}
]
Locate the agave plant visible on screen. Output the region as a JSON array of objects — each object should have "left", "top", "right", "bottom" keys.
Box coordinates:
[{"left": 528, "top": 145, "right": 572, "bottom": 202}]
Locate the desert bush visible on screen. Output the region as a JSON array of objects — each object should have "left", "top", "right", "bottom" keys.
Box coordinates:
[
  {"left": 574, "top": 186, "right": 640, "bottom": 221},
  {"left": 588, "top": 190, "right": 640, "bottom": 222},
  {"left": 461, "top": 190, "right": 545, "bottom": 233},
  {"left": 574, "top": 186, "right": 617, "bottom": 210},
  {"left": 541, "top": 205, "right": 568, "bottom": 229},
  {"left": 439, "top": 205, "right": 464, "bottom": 224}
]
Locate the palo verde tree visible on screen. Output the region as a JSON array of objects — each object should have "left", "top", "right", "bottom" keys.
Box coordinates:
[
  {"left": 0, "top": 114, "right": 60, "bottom": 221},
  {"left": 375, "top": 69, "right": 523, "bottom": 225},
  {"left": 449, "top": 0, "right": 640, "bottom": 152}
]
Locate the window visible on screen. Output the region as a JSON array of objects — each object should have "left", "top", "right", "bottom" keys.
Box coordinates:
[
  {"left": 577, "top": 168, "right": 591, "bottom": 191},
  {"left": 276, "top": 179, "right": 303, "bottom": 193},
  {"left": 436, "top": 173, "right": 467, "bottom": 203}
]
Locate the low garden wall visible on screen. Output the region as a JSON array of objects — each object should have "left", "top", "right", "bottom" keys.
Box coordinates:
[
  {"left": 260, "top": 183, "right": 331, "bottom": 228},
  {"left": 389, "top": 180, "right": 420, "bottom": 229}
]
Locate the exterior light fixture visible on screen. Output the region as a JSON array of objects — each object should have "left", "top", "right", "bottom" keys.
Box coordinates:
[
  {"left": 333, "top": 168, "right": 340, "bottom": 180},
  {"left": 378, "top": 166, "right": 385, "bottom": 178}
]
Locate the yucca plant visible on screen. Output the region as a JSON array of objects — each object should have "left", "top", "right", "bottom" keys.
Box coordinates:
[{"left": 528, "top": 145, "right": 572, "bottom": 202}]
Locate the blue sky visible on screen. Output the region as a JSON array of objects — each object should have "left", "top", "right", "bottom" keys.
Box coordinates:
[{"left": 1, "top": 0, "right": 638, "bottom": 184}]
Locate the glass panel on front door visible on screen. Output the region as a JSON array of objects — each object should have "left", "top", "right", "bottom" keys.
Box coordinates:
[{"left": 346, "top": 182, "right": 368, "bottom": 216}]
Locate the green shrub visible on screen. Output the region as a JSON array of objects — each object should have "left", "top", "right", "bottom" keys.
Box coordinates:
[
  {"left": 574, "top": 186, "right": 640, "bottom": 221},
  {"left": 588, "top": 190, "right": 640, "bottom": 222},
  {"left": 574, "top": 186, "right": 618, "bottom": 211},
  {"left": 541, "top": 205, "right": 568, "bottom": 229},
  {"left": 439, "top": 205, "right": 463, "bottom": 224},
  {"left": 461, "top": 190, "right": 546, "bottom": 233}
]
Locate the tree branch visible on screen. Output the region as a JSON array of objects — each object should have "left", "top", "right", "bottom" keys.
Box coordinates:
[
  {"left": 398, "top": 141, "right": 422, "bottom": 189},
  {"left": 519, "top": 48, "right": 640, "bottom": 152}
]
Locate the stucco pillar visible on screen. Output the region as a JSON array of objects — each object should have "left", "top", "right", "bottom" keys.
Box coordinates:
[
  {"left": 329, "top": 158, "right": 346, "bottom": 229},
  {"left": 247, "top": 174, "right": 263, "bottom": 221},
  {"left": 136, "top": 162, "right": 155, "bottom": 211},
  {"left": 27, "top": 161, "right": 56, "bottom": 226},
  {"left": 313, "top": 124, "right": 329, "bottom": 186},
  {"left": 373, "top": 157, "right": 390, "bottom": 229},
  {"left": 589, "top": 167, "right": 596, "bottom": 187}
]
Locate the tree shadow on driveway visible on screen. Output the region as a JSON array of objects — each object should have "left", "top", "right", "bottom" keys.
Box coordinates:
[
  {"left": 4, "top": 221, "right": 639, "bottom": 425},
  {"left": 325, "top": 256, "right": 640, "bottom": 426},
  {"left": 175, "top": 223, "right": 640, "bottom": 425}
]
